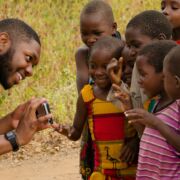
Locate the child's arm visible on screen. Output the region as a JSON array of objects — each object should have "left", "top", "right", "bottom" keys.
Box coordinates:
[
  {"left": 107, "top": 57, "right": 132, "bottom": 111},
  {"left": 53, "top": 94, "right": 87, "bottom": 141},
  {"left": 112, "top": 83, "right": 132, "bottom": 110},
  {"left": 75, "top": 47, "right": 89, "bottom": 94},
  {"left": 125, "top": 108, "right": 180, "bottom": 152},
  {"left": 120, "top": 134, "right": 139, "bottom": 164}
]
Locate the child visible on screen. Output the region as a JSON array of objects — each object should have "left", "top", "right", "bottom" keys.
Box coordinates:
[
  {"left": 55, "top": 36, "right": 137, "bottom": 179},
  {"left": 109, "top": 10, "right": 173, "bottom": 135},
  {"left": 163, "top": 45, "right": 180, "bottom": 99},
  {"left": 121, "top": 46, "right": 135, "bottom": 87},
  {"left": 76, "top": 0, "right": 121, "bottom": 93},
  {"left": 125, "top": 10, "right": 172, "bottom": 108},
  {"left": 125, "top": 40, "right": 180, "bottom": 179},
  {"left": 76, "top": 1, "right": 122, "bottom": 178},
  {"left": 161, "top": 0, "right": 180, "bottom": 43}
]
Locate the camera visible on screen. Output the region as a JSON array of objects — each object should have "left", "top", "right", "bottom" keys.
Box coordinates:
[{"left": 36, "top": 102, "right": 53, "bottom": 124}]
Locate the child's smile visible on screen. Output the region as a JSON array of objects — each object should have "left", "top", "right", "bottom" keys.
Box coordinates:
[{"left": 89, "top": 49, "right": 112, "bottom": 89}]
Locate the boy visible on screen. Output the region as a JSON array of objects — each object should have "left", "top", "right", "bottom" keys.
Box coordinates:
[
  {"left": 125, "top": 10, "right": 172, "bottom": 107},
  {"left": 163, "top": 45, "right": 180, "bottom": 99}
]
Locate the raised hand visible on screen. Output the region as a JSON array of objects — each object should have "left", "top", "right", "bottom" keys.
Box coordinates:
[{"left": 107, "top": 57, "right": 123, "bottom": 85}]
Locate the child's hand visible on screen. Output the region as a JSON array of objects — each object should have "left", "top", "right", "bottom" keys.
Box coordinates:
[
  {"left": 120, "top": 136, "right": 139, "bottom": 164},
  {"left": 112, "top": 84, "right": 132, "bottom": 110},
  {"left": 52, "top": 123, "right": 71, "bottom": 137},
  {"left": 107, "top": 57, "right": 123, "bottom": 85},
  {"left": 125, "top": 108, "right": 159, "bottom": 128}
]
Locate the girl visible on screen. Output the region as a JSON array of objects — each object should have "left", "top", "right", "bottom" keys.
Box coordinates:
[
  {"left": 163, "top": 45, "right": 180, "bottom": 99},
  {"left": 161, "top": 0, "right": 180, "bottom": 43},
  {"left": 54, "top": 36, "right": 137, "bottom": 180},
  {"left": 75, "top": 1, "right": 122, "bottom": 178},
  {"left": 125, "top": 40, "right": 180, "bottom": 179}
]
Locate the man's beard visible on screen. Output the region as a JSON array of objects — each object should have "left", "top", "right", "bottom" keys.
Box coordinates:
[{"left": 0, "top": 48, "right": 14, "bottom": 89}]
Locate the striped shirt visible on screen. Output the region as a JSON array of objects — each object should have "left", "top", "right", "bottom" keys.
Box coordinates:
[{"left": 137, "top": 100, "right": 180, "bottom": 180}]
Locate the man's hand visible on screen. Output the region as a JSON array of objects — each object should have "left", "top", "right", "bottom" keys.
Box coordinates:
[
  {"left": 9, "top": 102, "right": 28, "bottom": 129},
  {"left": 15, "top": 97, "right": 52, "bottom": 146},
  {"left": 107, "top": 57, "right": 123, "bottom": 85}
]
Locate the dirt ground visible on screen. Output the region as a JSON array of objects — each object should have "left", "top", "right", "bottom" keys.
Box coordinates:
[{"left": 0, "top": 131, "right": 82, "bottom": 180}]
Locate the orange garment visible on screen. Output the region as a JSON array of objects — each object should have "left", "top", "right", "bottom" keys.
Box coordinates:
[{"left": 81, "top": 85, "right": 136, "bottom": 179}]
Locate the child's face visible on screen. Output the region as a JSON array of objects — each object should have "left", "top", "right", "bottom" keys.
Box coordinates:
[
  {"left": 89, "top": 49, "right": 112, "bottom": 89},
  {"left": 125, "top": 27, "right": 153, "bottom": 63},
  {"left": 136, "top": 55, "right": 164, "bottom": 98},
  {"left": 121, "top": 45, "right": 135, "bottom": 86},
  {"left": 163, "top": 62, "right": 180, "bottom": 99},
  {"left": 80, "top": 14, "right": 116, "bottom": 48},
  {"left": 161, "top": 0, "right": 180, "bottom": 29}
]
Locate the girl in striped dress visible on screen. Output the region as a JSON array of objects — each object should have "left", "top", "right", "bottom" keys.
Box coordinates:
[{"left": 125, "top": 40, "right": 180, "bottom": 180}]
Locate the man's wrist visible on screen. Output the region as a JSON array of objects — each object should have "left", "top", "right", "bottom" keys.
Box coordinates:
[{"left": 4, "top": 131, "right": 20, "bottom": 152}]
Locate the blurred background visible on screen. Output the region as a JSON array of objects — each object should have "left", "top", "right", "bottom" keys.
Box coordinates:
[{"left": 0, "top": 0, "right": 161, "bottom": 124}]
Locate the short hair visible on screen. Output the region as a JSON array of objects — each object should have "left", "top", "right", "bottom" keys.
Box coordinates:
[
  {"left": 138, "top": 40, "right": 176, "bottom": 73},
  {"left": 127, "top": 10, "right": 172, "bottom": 39},
  {"left": 164, "top": 45, "right": 180, "bottom": 77},
  {"left": 0, "top": 18, "right": 41, "bottom": 45},
  {"left": 80, "top": 0, "right": 114, "bottom": 25},
  {"left": 90, "top": 36, "right": 124, "bottom": 60}
]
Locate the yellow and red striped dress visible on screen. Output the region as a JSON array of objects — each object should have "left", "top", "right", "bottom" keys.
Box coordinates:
[{"left": 81, "top": 85, "right": 136, "bottom": 180}]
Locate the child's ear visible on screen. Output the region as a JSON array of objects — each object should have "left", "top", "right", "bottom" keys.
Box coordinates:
[
  {"left": 112, "top": 22, "right": 117, "bottom": 34},
  {"left": 157, "top": 33, "right": 167, "bottom": 40},
  {"left": 174, "top": 75, "right": 180, "bottom": 89}
]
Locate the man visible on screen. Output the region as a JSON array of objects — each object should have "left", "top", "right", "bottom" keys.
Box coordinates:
[{"left": 0, "top": 18, "right": 52, "bottom": 155}]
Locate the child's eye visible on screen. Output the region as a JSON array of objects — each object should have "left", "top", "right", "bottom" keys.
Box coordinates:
[
  {"left": 81, "top": 31, "right": 88, "bottom": 36},
  {"left": 171, "top": 2, "right": 180, "bottom": 10},
  {"left": 132, "top": 43, "right": 141, "bottom": 49},
  {"left": 93, "top": 31, "right": 102, "bottom": 36},
  {"left": 103, "top": 64, "right": 107, "bottom": 69},
  {"left": 172, "top": 6, "right": 179, "bottom": 10},
  {"left": 161, "top": 1, "right": 166, "bottom": 10},
  {"left": 25, "top": 55, "right": 33, "bottom": 62},
  {"left": 161, "top": 3, "right": 165, "bottom": 10},
  {"left": 127, "top": 60, "right": 135, "bottom": 68},
  {"left": 89, "top": 63, "right": 96, "bottom": 69},
  {"left": 126, "top": 44, "right": 131, "bottom": 49}
]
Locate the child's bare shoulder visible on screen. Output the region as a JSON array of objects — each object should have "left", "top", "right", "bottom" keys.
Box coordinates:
[{"left": 75, "top": 45, "right": 89, "bottom": 63}]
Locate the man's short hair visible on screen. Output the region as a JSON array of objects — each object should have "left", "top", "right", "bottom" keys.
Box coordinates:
[
  {"left": 164, "top": 45, "right": 180, "bottom": 77},
  {"left": 80, "top": 0, "right": 114, "bottom": 25},
  {"left": 0, "top": 18, "right": 40, "bottom": 45},
  {"left": 138, "top": 40, "right": 177, "bottom": 73},
  {"left": 127, "top": 10, "right": 172, "bottom": 39}
]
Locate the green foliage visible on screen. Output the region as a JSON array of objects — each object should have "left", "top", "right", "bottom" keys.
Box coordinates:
[{"left": 0, "top": 0, "right": 160, "bottom": 122}]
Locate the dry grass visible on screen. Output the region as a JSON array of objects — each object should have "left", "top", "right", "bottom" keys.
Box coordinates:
[{"left": 0, "top": 0, "right": 160, "bottom": 123}]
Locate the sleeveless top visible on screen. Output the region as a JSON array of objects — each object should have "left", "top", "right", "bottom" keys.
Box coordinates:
[{"left": 81, "top": 84, "right": 136, "bottom": 177}]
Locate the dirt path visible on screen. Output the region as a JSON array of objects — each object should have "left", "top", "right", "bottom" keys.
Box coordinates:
[{"left": 0, "top": 132, "right": 82, "bottom": 180}]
